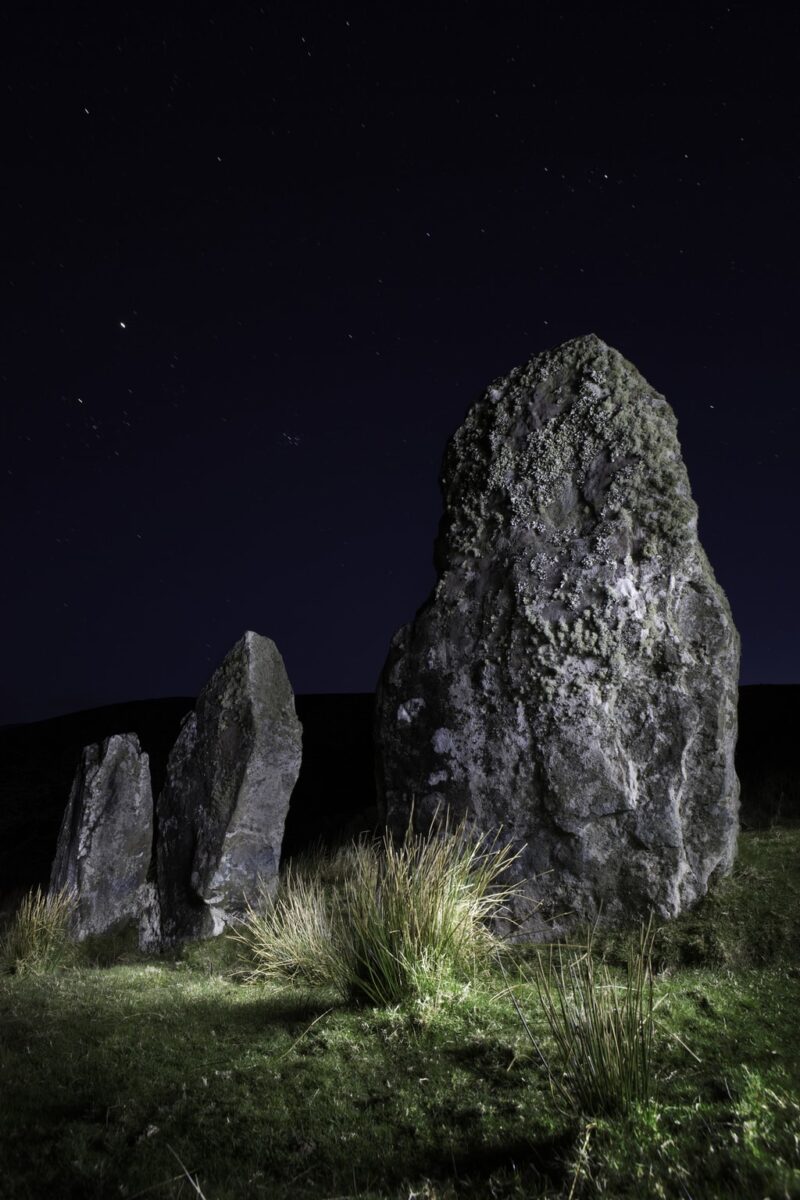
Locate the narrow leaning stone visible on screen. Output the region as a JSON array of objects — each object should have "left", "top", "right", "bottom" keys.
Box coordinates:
[
  {"left": 157, "top": 631, "right": 302, "bottom": 944},
  {"left": 49, "top": 733, "right": 154, "bottom": 941},
  {"left": 375, "top": 334, "right": 740, "bottom": 938}
]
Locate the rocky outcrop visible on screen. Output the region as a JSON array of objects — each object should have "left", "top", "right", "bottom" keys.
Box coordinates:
[
  {"left": 157, "top": 631, "right": 303, "bottom": 944},
  {"left": 49, "top": 733, "right": 154, "bottom": 942},
  {"left": 376, "top": 334, "right": 740, "bottom": 938}
]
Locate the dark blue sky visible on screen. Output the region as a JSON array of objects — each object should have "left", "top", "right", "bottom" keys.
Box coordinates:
[{"left": 2, "top": 1, "right": 798, "bottom": 724}]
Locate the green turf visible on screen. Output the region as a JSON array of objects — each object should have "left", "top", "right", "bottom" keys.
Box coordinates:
[{"left": 1, "top": 827, "right": 798, "bottom": 1199}]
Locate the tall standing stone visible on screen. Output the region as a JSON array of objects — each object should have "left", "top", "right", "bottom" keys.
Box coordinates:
[
  {"left": 49, "top": 733, "right": 154, "bottom": 941},
  {"left": 376, "top": 335, "right": 740, "bottom": 937},
  {"left": 157, "top": 631, "right": 302, "bottom": 944}
]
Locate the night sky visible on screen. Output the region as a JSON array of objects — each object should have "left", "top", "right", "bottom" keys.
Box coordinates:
[{"left": 2, "top": 2, "right": 798, "bottom": 726}]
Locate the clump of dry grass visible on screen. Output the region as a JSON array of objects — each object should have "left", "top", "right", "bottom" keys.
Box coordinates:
[
  {"left": 232, "top": 815, "right": 521, "bottom": 1006},
  {"left": 0, "top": 886, "right": 77, "bottom": 975},
  {"left": 340, "top": 818, "right": 521, "bottom": 1006},
  {"left": 231, "top": 846, "right": 356, "bottom": 992}
]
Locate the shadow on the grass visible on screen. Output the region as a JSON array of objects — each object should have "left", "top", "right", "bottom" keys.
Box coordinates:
[{"left": 437, "top": 1129, "right": 573, "bottom": 1192}]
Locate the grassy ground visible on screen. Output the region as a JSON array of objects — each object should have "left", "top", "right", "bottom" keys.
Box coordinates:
[{"left": 1, "top": 827, "right": 798, "bottom": 1199}]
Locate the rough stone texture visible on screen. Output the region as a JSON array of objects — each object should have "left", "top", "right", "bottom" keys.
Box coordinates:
[
  {"left": 157, "top": 631, "right": 302, "bottom": 944},
  {"left": 49, "top": 733, "right": 154, "bottom": 942},
  {"left": 376, "top": 334, "right": 740, "bottom": 938}
]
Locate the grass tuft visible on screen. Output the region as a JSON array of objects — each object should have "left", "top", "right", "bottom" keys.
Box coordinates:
[
  {"left": 232, "top": 815, "right": 521, "bottom": 1006},
  {"left": 231, "top": 851, "right": 352, "bottom": 991},
  {"left": 0, "top": 886, "right": 77, "bottom": 976},
  {"left": 341, "top": 817, "right": 521, "bottom": 1006},
  {"left": 512, "top": 917, "right": 658, "bottom": 1117}
]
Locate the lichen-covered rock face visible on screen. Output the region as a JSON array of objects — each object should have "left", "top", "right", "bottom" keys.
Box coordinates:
[
  {"left": 49, "top": 734, "right": 154, "bottom": 943},
  {"left": 375, "top": 334, "right": 740, "bottom": 938},
  {"left": 157, "top": 631, "right": 302, "bottom": 944}
]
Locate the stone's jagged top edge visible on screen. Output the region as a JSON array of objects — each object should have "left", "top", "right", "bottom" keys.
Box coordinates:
[
  {"left": 201, "top": 631, "right": 279, "bottom": 682},
  {"left": 100, "top": 731, "right": 143, "bottom": 753},
  {"left": 558, "top": 331, "right": 607, "bottom": 350},
  {"left": 521, "top": 332, "right": 610, "bottom": 361},
  {"left": 77, "top": 732, "right": 145, "bottom": 763},
  {"left": 184, "top": 632, "right": 293, "bottom": 728},
  {"left": 481, "top": 333, "right": 652, "bottom": 402},
  {"left": 524, "top": 332, "right": 632, "bottom": 373},
  {"left": 243, "top": 629, "right": 278, "bottom": 651}
]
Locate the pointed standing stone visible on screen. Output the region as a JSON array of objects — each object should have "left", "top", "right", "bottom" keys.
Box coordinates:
[
  {"left": 157, "top": 631, "right": 302, "bottom": 944},
  {"left": 49, "top": 733, "right": 154, "bottom": 941},
  {"left": 375, "top": 335, "right": 740, "bottom": 937}
]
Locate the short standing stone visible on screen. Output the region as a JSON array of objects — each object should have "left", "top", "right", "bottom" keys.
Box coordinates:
[
  {"left": 157, "top": 631, "right": 303, "bottom": 944},
  {"left": 49, "top": 733, "right": 154, "bottom": 942},
  {"left": 375, "top": 334, "right": 740, "bottom": 937}
]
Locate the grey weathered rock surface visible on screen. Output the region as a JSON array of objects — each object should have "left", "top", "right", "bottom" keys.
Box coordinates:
[
  {"left": 49, "top": 733, "right": 154, "bottom": 941},
  {"left": 376, "top": 334, "right": 740, "bottom": 937},
  {"left": 157, "top": 631, "right": 302, "bottom": 944}
]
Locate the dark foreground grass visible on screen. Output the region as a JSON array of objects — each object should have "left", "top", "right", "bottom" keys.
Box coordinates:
[{"left": 1, "top": 828, "right": 798, "bottom": 1199}]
